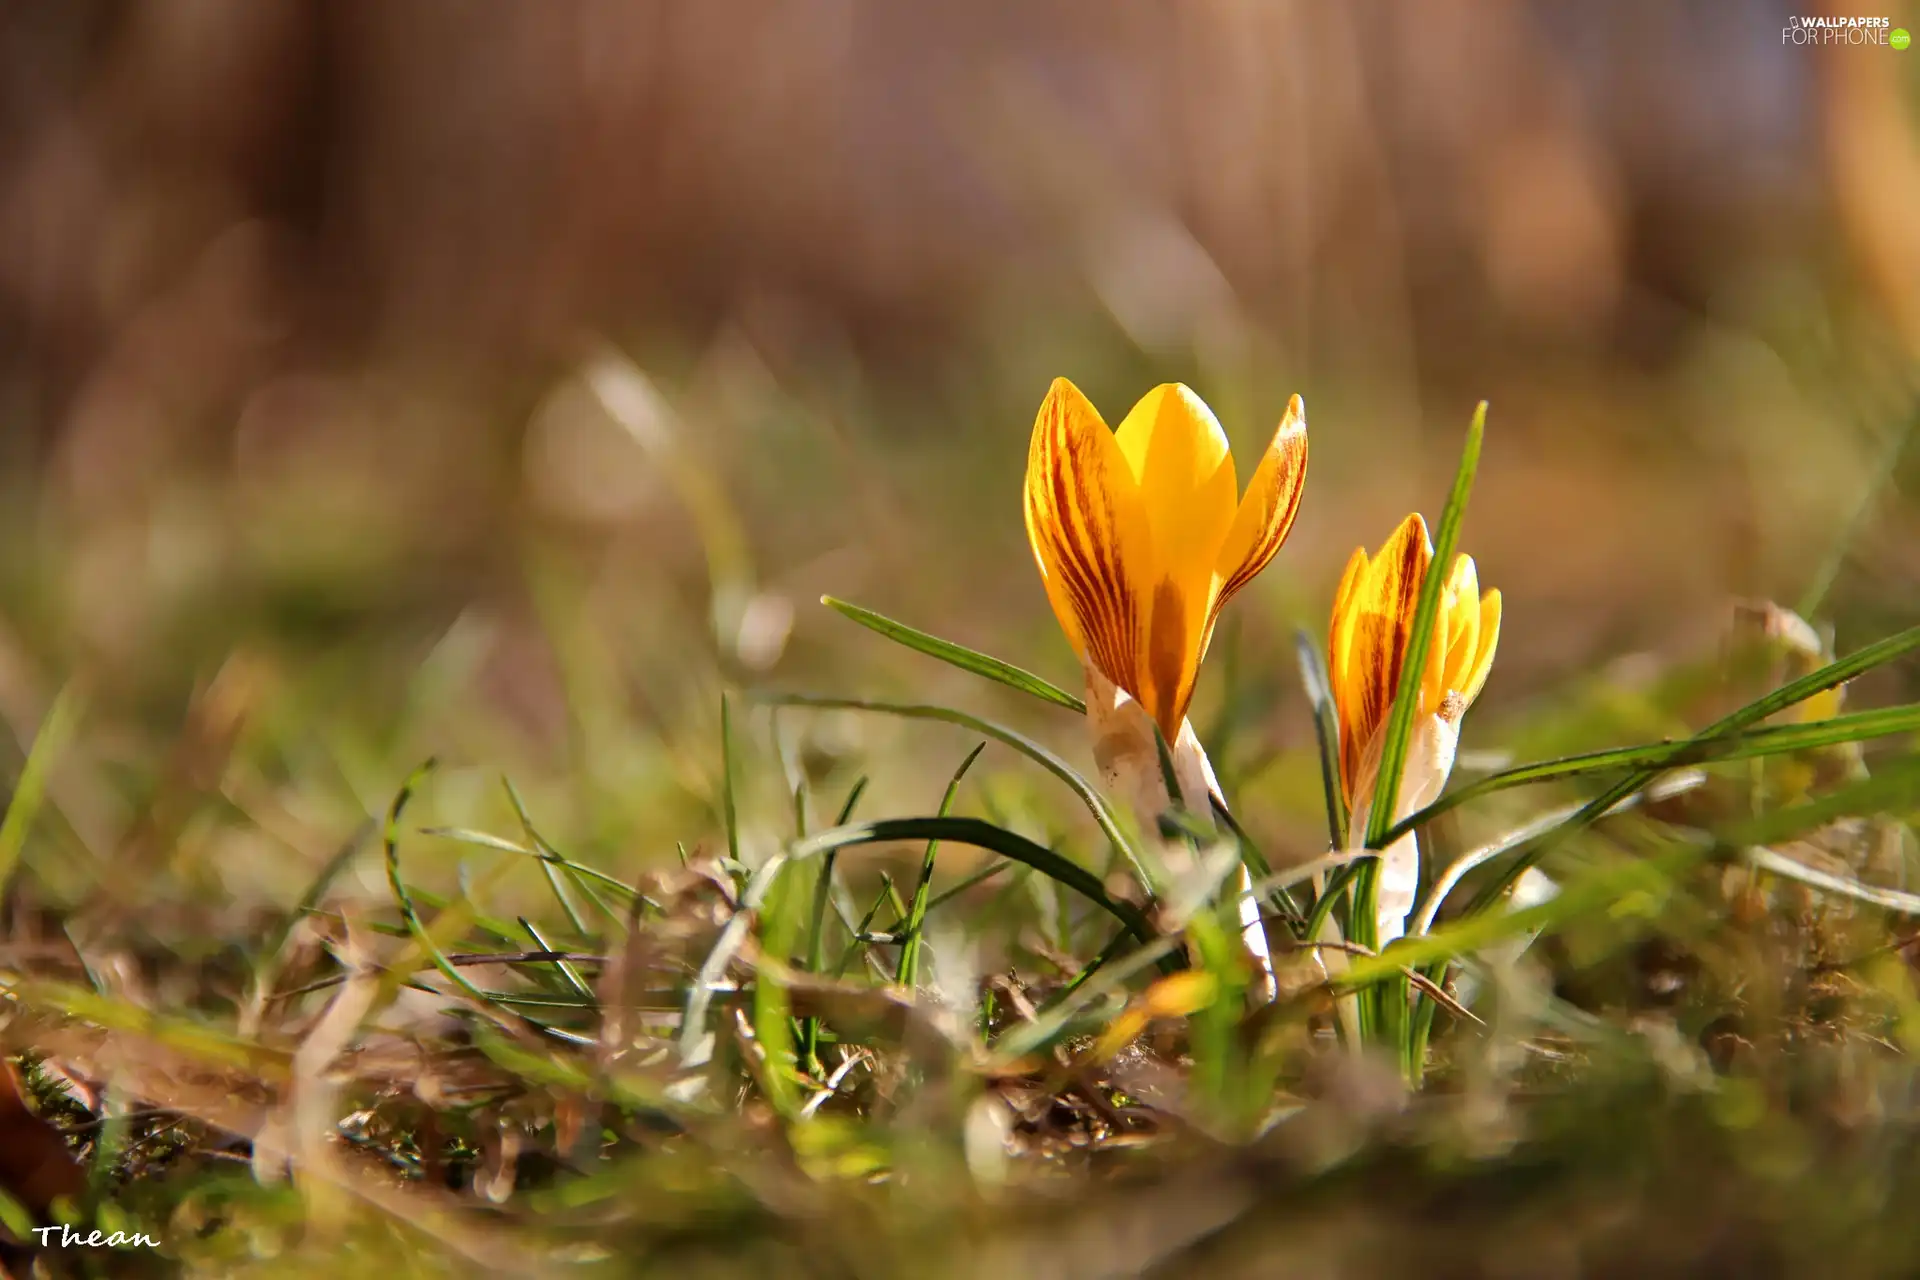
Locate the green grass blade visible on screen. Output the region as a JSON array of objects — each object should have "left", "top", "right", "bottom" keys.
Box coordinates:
[
  {"left": 1799, "top": 398, "right": 1920, "bottom": 618},
  {"left": 517, "top": 917, "right": 594, "bottom": 999},
  {"left": 754, "top": 692, "right": 1155, "bottom": 894},
  {"left": 991, "top": 937, "right": 1181, "bottom": 1062},
  {"left": 1339, "top": 844, "right": 1706, "bottom": 993},
  {"left": 1349, "top": 397, "right": 1485, "bottom": 1050},
  {"left": 802, "top": 775, "right": 868, "bottom": 1073},
  {"left": 1356, "top": 755, "right": 1920, "bottom": 996},
  {"left": 418, "top": 826, "right": 642, "bottom": 902},
  {"left": 682, "top": 810, "right": 1164, "bottom": 1065},
  {"left": 785, "top": 817, "right": 1157, "bottom": 947},
  {"left": 1719, "top": 754, "right": 1920, "bottom": 848},
  {"left": 1409, "top": 773, "right": 1702, "bottom": 937},
  {"left": 1382, "top": 702, "right": 1920, "bottom": 847},
  {"left": 1295, "top": 628, "right": 1349, "bottom": 852},
  {"left": 382, "top": 760, "right": 498, "bottom": 1010},
  {"left": 1463, "top": 622, "right": 1920, "bottom": 915},
  {"left": 822, "top": 596, "right": 1086, "bottom": 712},
  {"left": 897, "top": 743, "right": 987, "bottom": 989},
  {"left": 923, "top": 860, "right": 1013, "bottom": 914},
  {"left": 1, "top": 977, "right": 293, "bottom": 1078},
  {"left": 720, "top": 691, "right": 741, "bottom": 872},
  {"left": 752, "top": 856, "right": 804, "bottom": 1116},
  {"left": 833, "top": 877, "right": 898, "bottom": 978},
  {"left": 503, "top": 777, "right": 622, "bottom": 925},
  {"left": 1303, "top": 859, "right": 1368, "bottom": 944},
  {"left": 0, "top": 681, "right": 85, "bottom": 894},
  {"left": 1364, "top": 401, "right": 1486, "bottom": 854},
  {"left": 1744, "top": 844, "right": 1920, "bottom": 915},
  {"left": 1212, "top": 799, "right": 1305, "bottom": 935}
]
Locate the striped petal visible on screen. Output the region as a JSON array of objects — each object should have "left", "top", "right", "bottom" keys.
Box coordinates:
[
  {"left": 1328, "top": 513, "right": 1501, "bottom": 805},
  {"left": 1026, "top": 379, "right": 1312, "bottom": 743},
  {"left": 1023, "top": 378, "right": 1153, "bottom": 709},
  {"left": 1209, "top": 394, "right": 1309, "bottom": 650},
  {"left": 1328, "top": 513, "right": 1432, "bottom": 800}
]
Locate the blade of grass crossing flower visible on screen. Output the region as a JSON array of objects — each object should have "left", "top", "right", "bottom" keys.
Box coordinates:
[
  {"left": 1341, "top": 844, "right": 1706, "bottom": 993},
  {"left": 822, "top": 596, "right": 1086, "bottom": 712},
  {"left": 1296, "top": 628, "right": 1350, "bottom": 852},
  {"left": 898, "top": 743, "right": 987, "bottom": 989},
  {"left": 1352, "top": 401, "right": 1484, "bottom": 1051},
  {"left": 1363, "top": 402, "right": 1485, "bottom": 855},
  {"left": 1464, "top": 622, "right": 1920, "bottom": 916}
]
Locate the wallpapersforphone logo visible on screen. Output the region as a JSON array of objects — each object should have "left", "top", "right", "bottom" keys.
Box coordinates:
[{"left": 1783, "top": 14, "right": 1908, "bottom": 46}]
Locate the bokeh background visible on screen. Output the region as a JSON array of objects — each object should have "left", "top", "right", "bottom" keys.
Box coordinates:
[{"left": 0, "top": 1, "right": 1915, "bottom": 910}]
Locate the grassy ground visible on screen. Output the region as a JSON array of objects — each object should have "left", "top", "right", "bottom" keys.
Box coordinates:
[{"left": 0, "top": 343, "right": 1916, "bottom": 1279}]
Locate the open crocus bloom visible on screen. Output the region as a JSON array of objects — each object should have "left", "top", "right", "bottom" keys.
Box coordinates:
[
  {"left": 1023, "top": 378, "right": 1308, "bottom": 746},
  {"left": 1024, "top": 377, "right": 1307, "bottom": 996},
  {"left": 1329, "top": 512, "right": 1500, "bottom": 943}
]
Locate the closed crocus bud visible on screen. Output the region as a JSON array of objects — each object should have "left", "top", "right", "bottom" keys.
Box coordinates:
[{"left": 1330, "top": 514, "right": 1499, "bottom": 944}]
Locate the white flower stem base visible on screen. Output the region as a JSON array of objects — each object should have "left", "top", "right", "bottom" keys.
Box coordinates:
[{"left": 1085, "top": 666, "right": 1277, "bottom": 1002}]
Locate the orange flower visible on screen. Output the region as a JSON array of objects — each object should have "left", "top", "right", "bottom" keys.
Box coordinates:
[
  {"left": 1328, "top": 512, "right": 1500, "bottom": 811},
  {"left": 1328, "top": 512, "right": 1500, "bottom": 942},
  {"left": 1023, "top": 378, "right": 1308, "bottom": 741}
]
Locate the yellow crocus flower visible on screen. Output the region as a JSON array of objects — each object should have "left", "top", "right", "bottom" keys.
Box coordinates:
[
  {"left": 1328, "top": 512, "right": 1500, "bottom": 941},
  {"left": 1022, "top": 377, "right": 1309, "bottom": 745}
]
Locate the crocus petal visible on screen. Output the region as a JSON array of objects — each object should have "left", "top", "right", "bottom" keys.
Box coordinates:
[
  {"left": 1211, "top": 394, "right": 1309, "bottom": 636},
  {"left": 1113, "top": 385, "right": 1241, "bottom": 737},
  {"left": 1327, "top": 512, "right": 1501, "bottom": 944},
  {"left": 1430, "top": 555, "right": 1480, "bottom": 717},
  {"left": 1463, "top": 588, "right": 1501, "bottom": 705},
  {"left": 1358, "top": 711, "right": 1461, "bottom": 943},
  {"left": 1113, "top": 385, "right": 1240, "bottom": 566},
  {"left": 1329, "top": 512, "right": 1432, "bottom": 799},
  {"left": 1023, "top": 378, "right": 1154, "bottom": 701}
]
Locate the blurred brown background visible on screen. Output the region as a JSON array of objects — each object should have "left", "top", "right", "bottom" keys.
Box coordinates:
[{"left": 0, "top": 1, "right": 1914, "bottom": 849}]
